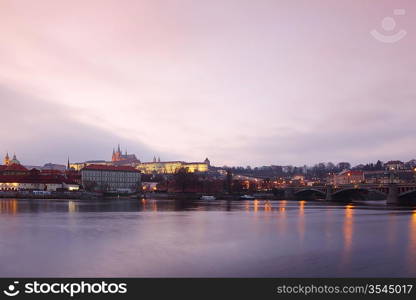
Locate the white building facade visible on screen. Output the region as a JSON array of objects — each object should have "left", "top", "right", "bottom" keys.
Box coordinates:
[{"left": 81, "top": 164, "right": 141, "bottom": 192}]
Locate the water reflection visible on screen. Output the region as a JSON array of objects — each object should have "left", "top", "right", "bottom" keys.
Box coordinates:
[
  {"left": 407, "top": 210, "right": 416, "bottom": 273},
  {"left": 0, "top": 199, "right": 18, "bottom": 215},
  {"left": 340, "top": 204, "right": 354, "bottom": 270},
  {"left": 68, "top": 200, "right": 77, "bottom": 213},
  {"left": 151, "top": 199, "right": 158, "bottom": 212},
  {"left": 141, "top": 198, "right": 147, "bottom": 211},
  {"left": 344, "top": 204, "right": 354, "bottom": 250},
  {"left": 253, "top": 199, "right": 259, "bottom": 212},
  {"left": 1, "top": 198, "right": 416, "bottom": 277},
  {"left": 298, "top": 201, "right": 305, "bottom": 242},
  {"left": 264, "top": 200, "right": 272, "bottom": 212},
  {"left": 244, "top": 200, "right": 250, "bottom": 212},
  {"left": 278, "top": 200, "right": 287, "bottom": 213}
]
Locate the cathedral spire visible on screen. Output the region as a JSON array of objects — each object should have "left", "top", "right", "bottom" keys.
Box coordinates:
[
  {"left": 3, "top": 152, "right": 10, "bottom": 165},
  {"left": 117, "top": 144, "right": 121, "bottom": 153},
  {"left": 67, "top": 156, "right": 70, "bottom": 170}
]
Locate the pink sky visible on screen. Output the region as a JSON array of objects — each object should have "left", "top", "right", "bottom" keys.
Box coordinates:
[{"left": 0, "top": 0, "right": 415, "bottom": 166}]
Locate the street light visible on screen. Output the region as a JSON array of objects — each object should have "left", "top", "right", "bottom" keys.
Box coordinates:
[
  {"left": 413, "top": 167, "right": 416, "bottom": 183},
  {"left": 389, "top": 167, "right": 396, "bottom": 184}
]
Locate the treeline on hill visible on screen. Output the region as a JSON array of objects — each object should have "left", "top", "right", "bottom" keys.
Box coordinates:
[{"left": 216, "top": 160, "right": 387, "bottom": 179}]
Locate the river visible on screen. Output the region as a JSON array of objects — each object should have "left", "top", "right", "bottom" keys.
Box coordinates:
[{"left": 0, "top": 198, "right": 415, "bottom": 277}]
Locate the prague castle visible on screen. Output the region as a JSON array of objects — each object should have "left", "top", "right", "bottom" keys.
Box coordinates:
[
  {"left": 70, "top": 146, "right": 210, "bottom": 174},
  {"left": 136, "top": 157, "right": 210, "bottom": 174}
]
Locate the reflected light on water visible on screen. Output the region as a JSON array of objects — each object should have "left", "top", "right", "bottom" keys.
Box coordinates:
[
  {"left": 278, "top": 200, "right": 287, "bottom": 213},
  {"left": 68, "top": 201, "right": 77, "bottom": 213},
  {"left": 276, "top": 200, "right": 287, "bottom": 234},
  {"left": 340, "top": 204, "right": 354, "bottom": 270},
  {"left": 151, "top": 200, "right": 158, "bottom": 212},
  {"left": 298, "top": 201, "right": 305, "bottom": 242},
  {"left": 264, "top": 201, "right": 272, "bottom": 212},
  {"left": 407, "top": 210, "right": 416, "bottom": 272},
  {"left": 344, "top": 204, "right": 354, "bottom": 250},
  {"left": 253, "top": 200, "right": 259, "bottom": 212},
  {"left": 0, "top": 199, "right": 18, "bottom": 215},
  {"left": 299, "top": 201, "right": 305, "bottom": 216},
  {"left": 141, "top": 198, "right": 147, "bottom": 211},
  {"left": 245, "top": 200, "right": 250, "bottom": 212}
]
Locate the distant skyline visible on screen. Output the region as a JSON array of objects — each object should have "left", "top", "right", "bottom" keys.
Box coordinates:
[
  {"left": 2, "top": 148, "right": 415, "bottom": 169},
  {"left": 1, "top": 0, "right": 415, "bottom": 166}
]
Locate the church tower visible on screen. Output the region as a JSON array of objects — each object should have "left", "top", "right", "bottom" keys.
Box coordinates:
[
  {"left": 10, "top": 153, "right": 20, "bottom": 165},
  {"left": 3, "top": 152, "right": 10, "bottom": 165},
  {"left": 112, "top": 144, "right": 126, "bottom": 162},
  {"left": 112, "top": 148, "right": 116, "bottom": 162}
]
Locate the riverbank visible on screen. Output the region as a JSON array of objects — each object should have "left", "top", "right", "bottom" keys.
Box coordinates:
[{"left": 0, "top": 191, "right": 101, "bottom": 200}]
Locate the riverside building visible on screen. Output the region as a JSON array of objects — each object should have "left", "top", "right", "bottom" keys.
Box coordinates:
[{"left": 80, "top": 164, "right": 141, "bottom": 192}]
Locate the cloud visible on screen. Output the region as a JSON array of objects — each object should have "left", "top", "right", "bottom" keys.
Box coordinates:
[
  {"left": 0, "top": 0, "right": 415, "bottom": 166},
  {"left": 0, "top": 84, "right": 157, "bottom": 165}
]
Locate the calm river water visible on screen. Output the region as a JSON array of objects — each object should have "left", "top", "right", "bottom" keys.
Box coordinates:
[{"left": 0, "top": 198, "right": 416, "bottom": 277}]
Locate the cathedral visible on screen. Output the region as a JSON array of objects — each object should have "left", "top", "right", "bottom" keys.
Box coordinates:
[{"left": 111, "top": 145, "right": 140, "bottom": 165}]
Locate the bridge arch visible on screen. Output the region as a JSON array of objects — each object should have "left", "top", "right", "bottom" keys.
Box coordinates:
[
  {"left": 332, "top": 188, "right": 370, "bottom": 201},
  {"left": 399, "top": 189, "right": 416, "bottom": 201},
  {"left": 294, "top": 188, "right": 326, "bottom": 200}
]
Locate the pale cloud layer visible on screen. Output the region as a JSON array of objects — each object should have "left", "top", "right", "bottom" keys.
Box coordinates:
[{"left": 0, "top": 0, "right": 415, "bottom": 166}]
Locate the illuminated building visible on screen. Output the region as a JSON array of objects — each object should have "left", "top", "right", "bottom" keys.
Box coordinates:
[
  {"left": 3, "top": 152, "right": 9, "bottom": 165},
  {"left": 0, "top": 167, "right": 79, "bottom": 191},
  {"left": 136, "top": 158, "right": 210, "bottom": 174},
  {"left": 385, "top": 160, "right": 405, "bottom": 171},
  {"left": 330, "top": 170, "right": 364, "bottom": 185},
  {"left": 69, "top": 145, "right": 139, "bottom": 170},
  {"left": 111, "top": 144, "right": 140, "bottom": 165},
  {"left": 0, "top": 154, "right": 79, "bottom": 191},
  {"left": 70, "top": 146, "right": 210, "bottom": 174},
  {"left": 69, "top": 160, "right": 108, "bottom": 171},
  {"left": 3, "top": 152, "right": 20, "bottom": 166}
]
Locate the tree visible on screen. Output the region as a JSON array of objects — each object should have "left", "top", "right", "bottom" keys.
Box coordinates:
[
  {"left": 326, "top": 162, "right": 335, "bottom": 171},
  {"left": 225, "top": 169, "right": 233, "bottom": 193},
  {"left": 232, "top": 180, "right": 245, "bottom": 193},
  {"left": 375, "top": 160, "right": 383, "bottom": 170},
  {"left": 173, "top": 167, "right": 198, "bottom": 193},
  {"left": 337, "top": 162, "right": 351, "bottom": 171}
]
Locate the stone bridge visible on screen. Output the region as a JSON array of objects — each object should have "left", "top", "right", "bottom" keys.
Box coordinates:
[{"left": 280, "top": 184, "right": 416, "bottom": 204}]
